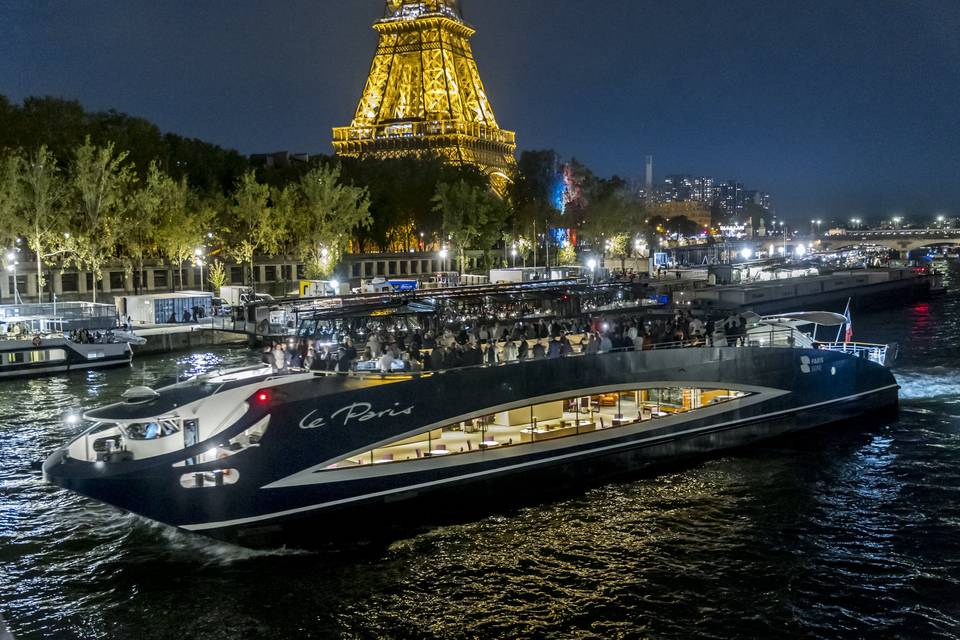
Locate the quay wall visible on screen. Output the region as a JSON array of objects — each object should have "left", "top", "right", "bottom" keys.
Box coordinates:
[
  {"left": 133, "top": 328, "right": 248, "bottom": 356},
  {"left": 691, "top": 272, "right": 930, "bottom": 315}
]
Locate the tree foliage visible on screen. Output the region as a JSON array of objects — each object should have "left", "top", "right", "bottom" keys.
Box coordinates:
[
  {"left": 154, "top": 171, "right": 211, "bottom": 289},
  {"left": 227, "top": 171, "right": 281, "bottom": 286},
  {"left": 16, "top": 146, "right": 69, "bottom": 302},
  {"left": 433, "top": 180, "right": 509, "bottom": 274},
  {"left": 287, "top": 165, "right": 371, "bottom": 280},
  {"left": 68, "top": 137, "right": 136, "bottom": 302}
]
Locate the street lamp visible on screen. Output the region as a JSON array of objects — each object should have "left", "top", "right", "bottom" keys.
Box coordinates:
[
  {"left": 511, "top": 244, "right": 517, "bottom": 268},
  {"left": 5, "top": 254, "right": 20, "bottom": 304},
  {"left": 587, "top": 258, "right": 597, "bottom": 282},
  {"left": 439, "top": 246, "right": 449, "bottom": 271},
  {"left": 194, "top": 247, "right": 204, "bottom": 291}
]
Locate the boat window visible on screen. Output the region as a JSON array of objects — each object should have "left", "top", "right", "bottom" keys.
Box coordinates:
[
  {"left": 179, "top": 469, "right": 239, "bottom": 488},
  {"left": 174, "top": 416, "right": 270, "bottom": 468},
  {"left": 324, "top": 387, "right": 751, "bottom": 470},
  {"left": 124, "top": 419, "right": 181, "bottom": 440},
  {"left": 5, "top": 352, "right": 25, "bottom": 365}
]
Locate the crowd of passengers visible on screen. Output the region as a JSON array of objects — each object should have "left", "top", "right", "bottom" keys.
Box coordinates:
[
  {"left": 261, "top": 311, "right": 756, "bottom": 374},
  {"left": 68, "top": 328, "right": 118, "bottom": 344}
]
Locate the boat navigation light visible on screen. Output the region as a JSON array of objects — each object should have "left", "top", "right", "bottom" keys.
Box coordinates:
[{"left": 254, "top": 390, "right": 270, "bottom": 404}]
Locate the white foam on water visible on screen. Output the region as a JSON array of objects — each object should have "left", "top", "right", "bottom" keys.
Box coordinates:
[{"left": 894, "top": 367, "right": 960, "bottom": 401}]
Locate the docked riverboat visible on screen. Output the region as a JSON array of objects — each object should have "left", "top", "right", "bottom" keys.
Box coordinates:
[
  {"left": 0, "top": 316, "right": 133, "bottom": 379},
  {"left": 44, "top": 313, "right": 899, "bottom": 546}
]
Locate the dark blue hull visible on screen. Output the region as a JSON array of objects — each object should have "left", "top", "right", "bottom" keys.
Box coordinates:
[{"left": 44, "top": 347, "right": 899, "bottom": 546}]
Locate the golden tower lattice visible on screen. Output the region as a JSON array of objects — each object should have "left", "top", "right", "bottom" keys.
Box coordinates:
[{"left": 332, "top": 0, "right": 517, "bottom": 192}]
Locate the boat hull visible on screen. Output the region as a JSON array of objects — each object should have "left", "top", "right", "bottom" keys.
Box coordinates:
[
  {"left": 44, "top": 347, "right": 899, "bottom": 546},
  {"left": 0, "top": 338, "right": 132, "bottom": 380}
]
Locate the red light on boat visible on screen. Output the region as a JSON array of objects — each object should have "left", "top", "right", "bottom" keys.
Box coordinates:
[{"left": 254, "top": 391, "right": 270, "bottom": 403}]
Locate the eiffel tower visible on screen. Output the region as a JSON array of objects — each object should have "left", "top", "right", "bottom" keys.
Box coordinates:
[{"left": 332, "top": 0, "right": 517, "bottom": 193}]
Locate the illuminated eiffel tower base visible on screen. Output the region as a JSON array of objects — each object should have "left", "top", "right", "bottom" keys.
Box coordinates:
[{"left": 332, "top": 0, "right": 517, "bottom": 193}]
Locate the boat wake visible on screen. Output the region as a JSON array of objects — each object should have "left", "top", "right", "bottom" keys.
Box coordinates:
[{"left": 894, "top": 367, "right": 960, "bottom": 402}]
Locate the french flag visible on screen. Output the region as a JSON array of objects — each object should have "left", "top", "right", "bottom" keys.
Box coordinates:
[{"left": 843, "top": 299, "right": 853, "bottom": 343}]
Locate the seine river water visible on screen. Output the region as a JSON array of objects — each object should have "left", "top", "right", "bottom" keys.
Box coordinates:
[{"left": 2, "top": 264, "right": 959, "bottom": 640}]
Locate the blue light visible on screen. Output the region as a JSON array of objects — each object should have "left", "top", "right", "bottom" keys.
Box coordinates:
[{"left": 552, "top": 173, "right": 566, "bottom": 214}]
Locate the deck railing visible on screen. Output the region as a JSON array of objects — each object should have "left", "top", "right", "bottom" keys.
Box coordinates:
[
  {"left": 295, "top": 326, "right": 893, "bottom": 380},
  {"left": 817, "top": 341, "right": 889, "bottom": 365}
]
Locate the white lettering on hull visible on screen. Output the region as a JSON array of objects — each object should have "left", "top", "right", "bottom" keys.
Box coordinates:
[{"left": 299, "top": 402, "right": 415, "bottom": 430}]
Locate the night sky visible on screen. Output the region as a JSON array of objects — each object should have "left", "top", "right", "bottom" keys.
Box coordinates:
[{"left": 3, "top": 0, "right": 959, "bottom": 222}]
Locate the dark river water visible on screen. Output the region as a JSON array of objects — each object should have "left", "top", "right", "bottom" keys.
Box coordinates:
[{"left": 2, "top": 264, "right": 960, "bottom": 640}]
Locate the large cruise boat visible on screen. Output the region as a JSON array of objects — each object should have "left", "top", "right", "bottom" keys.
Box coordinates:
[{"left": 44, "top": 313, "right": 899, "bottom": 546}]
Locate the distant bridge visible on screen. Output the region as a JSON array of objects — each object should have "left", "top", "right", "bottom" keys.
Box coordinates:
[{"left": 818, "top": 229, "right": 960, "bottom": 253}]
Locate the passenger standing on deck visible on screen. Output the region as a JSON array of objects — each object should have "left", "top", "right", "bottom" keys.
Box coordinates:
[
  {"left": 532, "top": 339, "right": 546, "bottom": 359},
  {"left": 546, "top": 337, "right": 561, "bottom": 359},
  {"left": 502, "top": 340, "right": 518, "bottom": 362},
  {"left": 599, "top": 333, "right": 613, "bottom": 353},
  {"left": 379, "top": 348, "right": 393, "bottom": 373},
  {"left": 272, "top": 343, "right": 286, "bottom": 373},
  {"left": 485, "top": 340, "right": 500, "bottom": 365}
]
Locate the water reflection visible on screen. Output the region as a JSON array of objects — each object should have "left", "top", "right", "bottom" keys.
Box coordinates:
[{"left": 1, "top": 264, "right": 959, "bottom": 638}]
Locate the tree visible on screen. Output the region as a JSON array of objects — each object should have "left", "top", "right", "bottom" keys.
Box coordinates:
[
  {"left": 16, "top": 146, "right": 69, "bottom": 302},
  {"left": 227, "top": 171, "right": 281, "bottom": 287},
  {"left": 665, "top": 215, "right": 700, "bottom": 238},
  {"left": 123, "top": 162, "right": 165, "bottom": 293},
  {"left": 433, "top": 180, "right": 509, "bottom": 274},
  {"left": 288, "top": 165, "right": 371, "bottom": 280},
  {"left": 155, "top": 173, "right": 210, "bottom": 290},
  {"left": 608, "top": 233, "right": 630, "bottom": 271},
  {"left": 0, "top": 152, "right": 20, "bottom": 249},
  {"left": 558, "top": 243, "right": 577, "bottom": 266},
  {"left": 69, "top": 137, "right": 136, "bottom": 302},
  {"left": 208, "top": 259, "right": 227, "bottom": 292}
]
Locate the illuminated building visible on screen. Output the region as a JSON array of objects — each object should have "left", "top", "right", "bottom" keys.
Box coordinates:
[
  {"left": 332, "top": 0, "right": 517, "bottom": 194},
  {"left": 663, "top": 175, "right": 714, "bottom": 204}
]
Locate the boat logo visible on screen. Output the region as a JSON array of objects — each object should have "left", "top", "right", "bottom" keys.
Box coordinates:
[
  {"left": 800, "top": 355, "right": 824, "bottom": 374},
  {"left": 299, "top": 402, "right": 415, "bottom": 430}
]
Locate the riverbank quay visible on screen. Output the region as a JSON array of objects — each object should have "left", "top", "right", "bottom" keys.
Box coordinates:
[
  {"left": 131, "top": 324, "right": 248, "bottom": 356},
  {"left": 683, "top": 267, "right": 934, "bottom": 315}
]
